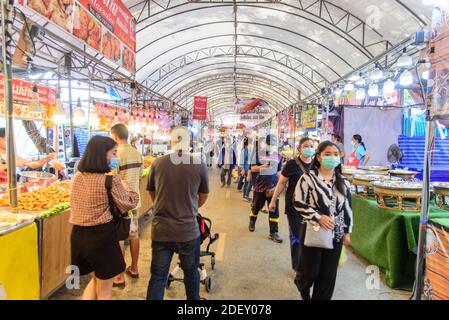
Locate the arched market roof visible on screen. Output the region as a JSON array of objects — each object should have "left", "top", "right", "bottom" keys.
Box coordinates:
[{"left": 124, "top": 0, "right": 432, "bottom": 118}]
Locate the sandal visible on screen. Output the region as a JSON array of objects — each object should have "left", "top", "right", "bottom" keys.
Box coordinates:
[
  {"left": 113, "top": 280, "right": 126, "bottom": 288},
  {"left": 125, "top": 266, "right": 140, "bottom": 279}
]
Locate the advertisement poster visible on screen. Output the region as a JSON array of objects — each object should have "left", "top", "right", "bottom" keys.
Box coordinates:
[
  {"left": 19, "top": 0, "right": 136, "bottom": 73},
  {"left": 335, "top": 89, "right": 401, "bottom": 107},
  {"left": 193, "top": 96, "right": 208, "bottom": 120},
  {"left": 302, "top": 107, "right": 318, "bottom": 129},
  {"left": 428, "top": 2, "right": 449, "bottom": 119},
  {"left": 0, "top": 77, "right": 57, "bottom": 118},
  {"left": 236, "top": 98, "right": 269, "bottom": 122}
]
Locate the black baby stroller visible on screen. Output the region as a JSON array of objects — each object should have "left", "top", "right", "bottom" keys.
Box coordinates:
[{"left": 166, "top": 213, "right": 219, "bottom": 293}]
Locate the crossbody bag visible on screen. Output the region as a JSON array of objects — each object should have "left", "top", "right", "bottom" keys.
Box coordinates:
[{"left": 105, "top": 174, "right": 131, "bottom": 241}]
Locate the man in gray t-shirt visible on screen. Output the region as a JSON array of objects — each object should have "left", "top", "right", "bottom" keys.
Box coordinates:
[{"left": 146, "top": 126, "right": 209, "bottom": 300}]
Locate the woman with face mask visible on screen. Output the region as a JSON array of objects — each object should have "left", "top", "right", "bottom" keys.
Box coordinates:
[
  {"left": 70, "top": 136, "right": 139, "bottom": 300},
  {"left": 293, "top": 141, "right": 353, "bottom": 300},
  {"left": 268, "top": 137, "right": 315, "bottom": 273},
  {"left": 347, "top": 134, "right": 369, "bottom": 167}
]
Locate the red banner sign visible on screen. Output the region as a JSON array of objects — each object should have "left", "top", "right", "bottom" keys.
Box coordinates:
[
  {"left": 193, "top": 96, "right": 208, "bottom": 120},
  {"left": 19, "top": 0, "right": 136, "bottom": 73},
  {"left": 0, "top": 77, "right": 57, "bottom": 118}
]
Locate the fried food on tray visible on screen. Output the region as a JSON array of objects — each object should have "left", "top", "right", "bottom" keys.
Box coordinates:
[
  {"left": 29, "top": 0, "right": 49, "bottom": 17},
  {"left": 0, "top": 181, "right": 70, "bottom": 211},
  {"left": 29, "top": 0, "right": 72, "bottom": 31}
]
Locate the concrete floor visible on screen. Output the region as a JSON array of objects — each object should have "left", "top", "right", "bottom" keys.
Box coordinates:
[{"left": 52, "top": 168, "right": 411, "bottom": 300}]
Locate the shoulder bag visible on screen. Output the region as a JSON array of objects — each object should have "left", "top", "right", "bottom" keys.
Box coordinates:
[
  {"left": 294, "top": 157, "right": 310, "bottom": 175},
  {"left": 105, "top": 174, "right": 131, "bottom": 241},
  {"left": 304, "top": 196, "right": 336, "bottom": 250}
]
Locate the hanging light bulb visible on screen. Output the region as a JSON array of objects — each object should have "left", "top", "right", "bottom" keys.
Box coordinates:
[
  {"left": 368, "top": 84, "right": 379, "bottom": 97},
  {"left": 355, "top": 77, "right": 366, "bottom": 86},
  {"left": 356, "top": 88, "right": 366, "bottom": 100},
  {"left": 73, "top": 98, "right": 86, "bottom": 125},
  {"left": 89, "top": 109, "right": 99, "bottom": 129},
  {"left": 400, "top": 70, "right": 413, "bottom": 86},
  {"left": 334, "top": 88, "right": 343, "bottom": 97},
  {"left": 396, "top": 48, "right": 413, "bottom": 68},
  {"left": 422, "top": 70, "right": 429, "bottom": 80},
  {"left": 383, "top": 79, "right": 396, "bottom": 95},
  {"left": 349, "top": 73, "right": 360, "bottom": 82},
  {"left": 370, "top": 68, "right": 384, "bottom": 80},
  {"left": 344, "top": 82, "right": 354, "bottom": 91},
  {"left": 29, "top": 85, "right": 42, "bottom": 114},
  {"left": 53, "top": 93, "right": 66, "bottom": 124}
]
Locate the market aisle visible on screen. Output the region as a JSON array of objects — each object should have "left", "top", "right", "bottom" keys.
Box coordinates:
[{"left": 52, "top": 168, "right": 410, "bottom": 300}]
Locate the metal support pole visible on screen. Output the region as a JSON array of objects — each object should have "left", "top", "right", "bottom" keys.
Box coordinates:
[
  {"left": 65, "top": 54, "right": 75, "bottom": 158},
  {"left": 413, "top": 60, "right": 434, "bottom": 300},
  {"left": 87, "top": 77, "right": 92, "bottom": 139},
  {"left": 1, "top": 0, "right": 18, "bottom": 212}
]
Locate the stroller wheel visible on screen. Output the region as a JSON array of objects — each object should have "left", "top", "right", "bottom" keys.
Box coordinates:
[
  {"left": 211, "top": 257, "right": 216, "bottom": 270},
  {"left": 166, "top": 275, "right": 174, "bottom": 289},
  {"left": 204, "top": 276, "right": 212, "bottom": 293}
]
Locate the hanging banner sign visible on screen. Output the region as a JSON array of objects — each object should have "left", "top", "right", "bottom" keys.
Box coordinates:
[
  {"left": 95, "top": 102, "right": 129, "bottom": 125},
  {"left": 19, "top": 0, "right": 136, "bottom": 74},
  {"left": 302, "top": 107, "right": 318, "bottom": 129},
  {"left": 335, "top": 90, "right": 402, "bottom": 107},
  {"left": 428, "top": 2, "right": 449, "bottom": 120},
  {"left": 193, "top": 96, "right": 208, "bottom": 120},
  {"left": 0, "top": 77, "right": 57, "bottom": 118},
  {"left": 236, "top": 98, "right": 269, "bottom": 122}
]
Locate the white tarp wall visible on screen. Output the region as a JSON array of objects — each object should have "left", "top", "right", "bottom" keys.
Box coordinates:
[{"left": 343, "top": 108, "right": 403, "bottom": 166}]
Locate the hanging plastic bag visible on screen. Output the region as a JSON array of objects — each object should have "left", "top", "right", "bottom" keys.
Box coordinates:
[{"left": 339, "top": 246, "right": 348, "bottom": 267}]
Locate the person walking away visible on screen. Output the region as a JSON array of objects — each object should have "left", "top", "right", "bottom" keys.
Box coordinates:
[
  {"left": 218, "top": 136, "right": 236, "bottom": 188},
  {"left": 331, "top": 133, "right": 345, "bottom": 163},
  {"left": 146, "top": 126, "right": 209, "bottom": 300},
  {"left": 70, "top": 136, "right": 139, "bottom": 300},
  {"left": 243, "top": 137, "right": 259, "bottom": 202},
  {"left": 237, "top": 137, "right": 250, "bottom": 192},
  {"left": 293, "top": 141, "right": 353, "bottom": 300},
  {"left": 248, "top": 134, "right": 283, "bottom": 243},
  {"left": 204, "top": 139, "right": 213, "bottom": 167},
  {"left": 110, "top": 124, "right": 144, "bottom": 286},
  {"left": 268, "top": 137, "right": 315, "bottom": 272},
  {"left": 347, "top": 134, "right": 369, "bottom": 167}
]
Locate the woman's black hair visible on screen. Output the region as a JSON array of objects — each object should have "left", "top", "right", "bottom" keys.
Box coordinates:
[
  {"left": 332, "top": 133, "right": 341, "bottom": 142},
  {"left": 313, "top": 141, "right": 346, "bottom": 195},
  {"left": 299, "top": 137, "right": 313, "bottom": 147},
  {"left": 0, "top": 128, "right": 5, "bottom": 138},
  {"left": 353, "top": 134, "right": 366, "bottom": 150},
  {"left": 77, "top": 136, "right": 117, "bottom": 174}
]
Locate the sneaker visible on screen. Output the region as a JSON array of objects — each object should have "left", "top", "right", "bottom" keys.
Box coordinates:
[
  {"left": 249, "top": 220, "right": 256, "bottom": 232},
  {"left": 221, "top": 183, "right": 225, "bottom": 188},
  {"left": 242, "top": 197, "right": 250, "bottom": 202},
  {"left": 261, "top": 209, "right": 268, "bottom": 214},
  {"left": 269, "top": 232, "right": 283, "bottom": 243}
]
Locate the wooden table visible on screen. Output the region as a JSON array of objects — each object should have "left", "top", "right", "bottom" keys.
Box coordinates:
[{"left": 37, "top": 209, "right": 72, "bottom": 299}]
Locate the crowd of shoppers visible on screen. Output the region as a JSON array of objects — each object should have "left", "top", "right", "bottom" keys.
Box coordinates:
[{"left": 70, "top": 125, "right": 353, "bottom": 301}]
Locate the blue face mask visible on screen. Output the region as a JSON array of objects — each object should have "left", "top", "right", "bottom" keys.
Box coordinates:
[
  {"left": 321, "top": 156, "right": 341, "bottom": 170},
  {"left": 301, "top": 148, "right": 316, "bottom": 158},
  {"left": 108, "top": 158, "right": 120, "bottom": 171}
]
